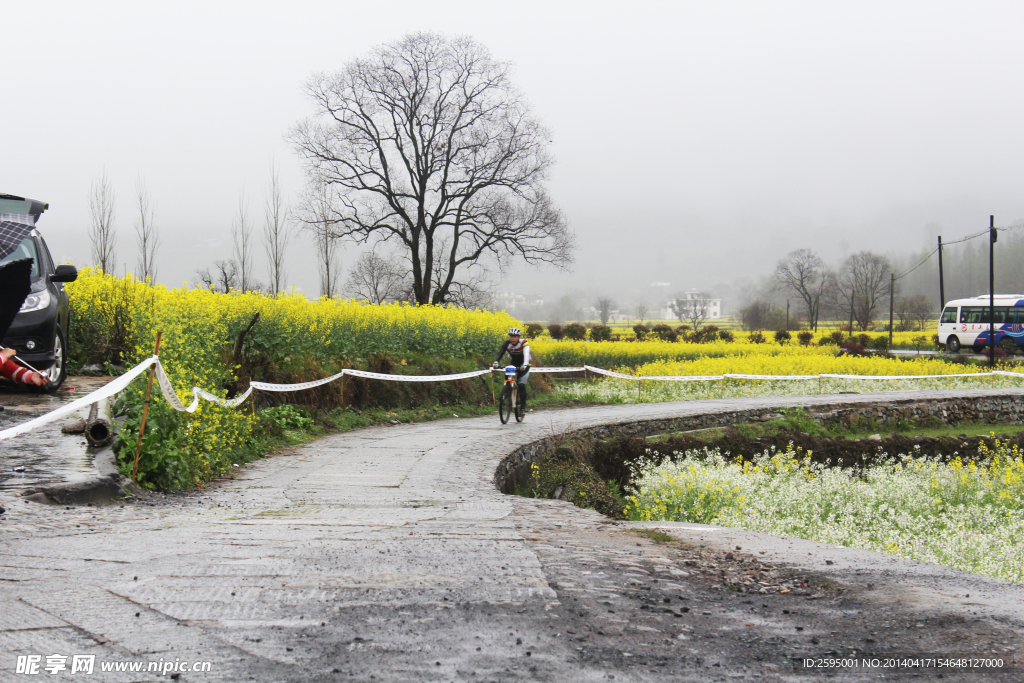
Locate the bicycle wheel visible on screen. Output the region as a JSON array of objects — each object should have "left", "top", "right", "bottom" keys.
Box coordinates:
[
  {"left": 514, "top": 388, "right": 525, "bottom": 422},
  {"left": 499, "top": 384, "right": 513, "bottom": 424}
]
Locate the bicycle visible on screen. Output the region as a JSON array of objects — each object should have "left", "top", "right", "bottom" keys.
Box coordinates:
[{"left": 496, "top": 364, "right": 526, "bottom": 424}]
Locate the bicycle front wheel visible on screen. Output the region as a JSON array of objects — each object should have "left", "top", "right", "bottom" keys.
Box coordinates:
[{"left": 499, "top": 384, "right": 513, "bottom": 424}]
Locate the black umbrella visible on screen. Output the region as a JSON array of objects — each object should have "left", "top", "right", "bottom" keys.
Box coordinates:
[
  {"left": 0, "top": 214, "right": 35, "bottom": 260},
  {"left": 0, "top": 258, "right": 32, "bottom": 341}
]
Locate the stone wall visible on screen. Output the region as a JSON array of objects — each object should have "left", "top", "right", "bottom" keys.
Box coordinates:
[{"left": 493, "top": 393, "right": 1024, "bottom": 493}]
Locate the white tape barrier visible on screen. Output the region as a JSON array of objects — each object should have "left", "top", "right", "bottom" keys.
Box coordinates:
[
  {"left": 155, "top": 362, "right": 253, "bottom": 412},
  {"left": 0, "top": 357, "right": 159, "bottom": 442},
  {"left": 346, "top": 367, "right": 491, "bottom": 382},
  {"left": 0, "top": 357, "right": 256, "bottom": 442},
  {"left": 3, "top": 356, "right": 1024, "bottom": 443},
  {"left": 530, "top": 366, "right": 586, "bottom": 373},
  {"left": 250, "top": 370, "right": 346, "bottom": 393},
  {"left": 819, "top": 372, "right": 994, "bottom": 380}
]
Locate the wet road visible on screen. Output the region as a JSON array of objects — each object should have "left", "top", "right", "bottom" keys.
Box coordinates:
[
  {"left": 0, "top": 377, "right": 113, "bottom": 492},
  {"left": 2, "top": 389, "right": 1023, "bottom": 681}
]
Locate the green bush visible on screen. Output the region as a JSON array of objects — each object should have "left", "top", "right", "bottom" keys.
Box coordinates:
[
  {"left": 749, "top": 330, "right": 767, "bottom": 344},
  {"left": 525, "top": 323, "right": 544, "bottom": 339},
  {"left": 650, "top": 324, "right": 676, "bottom": 342},
  {"left": 774, "top": 329, "right": 792, "bottom": 344},
  {"left": 691, "top": 325, "right": 720, "bottom": 344},
  {"left": 547, "top": 324, "right": 564, "bottom": 340},
  {"left": 563, "top": 322, "right": 588, "bottom": 340},
  {"left": 590, "top": 325, "right": 612, "bottom": 342},
  {"left": 797, "top": 331, "right": 815, "bottom": 346},
  {"left": 632, "top": 324, "right": 650, "bottom": 340},
  {"left": 259, "top": 405, "right": 314, "bottom": 433}
]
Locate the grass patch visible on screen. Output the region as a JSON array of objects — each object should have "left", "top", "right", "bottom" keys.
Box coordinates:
[{"left": 631, "top": 528, "right": 679, "bottom": 545}]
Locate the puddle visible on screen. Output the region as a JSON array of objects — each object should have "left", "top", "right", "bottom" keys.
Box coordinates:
[{"left": 0, "top": 376, "right": 116, "bottom": 493}]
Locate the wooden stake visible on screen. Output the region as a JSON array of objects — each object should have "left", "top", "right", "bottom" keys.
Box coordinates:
[{"left": 132, "top": 331, "right": 162, "bottom": 483}]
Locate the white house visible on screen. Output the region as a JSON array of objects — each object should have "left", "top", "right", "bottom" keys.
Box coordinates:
[
  {"left": 661, "top": 290, "right": 721, "bottom": 321},
  {"left": 495, "top": 292, "right": 544, "bottom": 312}
]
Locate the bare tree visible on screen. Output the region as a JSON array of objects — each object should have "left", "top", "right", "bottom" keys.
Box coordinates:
[
  {"left": 196, "top": 260, "right": 238, "bottom": 293},
  {"left": 344, "top": 250, "right": 409, "bottom": 303},
  {"left": 88, "top": 169, "right": 117, "bottom": 273},
  {"left": 908, "top": 294, "right": 934, "bottom": 331},
  {"left": 231, "top": 190, "right": 256, "bottom": 293},
  {"left": 133, "top": 176, "right": 159, "bottom": 283},
  {"left": 442, "top": 278, "right": 493, "bottom": 308},
  {"left": 296, "top": 183, "right": 342, "bottom": 298},
  {"left": 423, "top": 232, "right": 491, "bottom": 307},
  {"left": 291, "top": 32, "right": 574, "bottom": 306},
  {"left": 828, "top": 251, "right": 894, "bottom": 331},
  {"left": 594, "top": 297, "right": 616, "bottom": 325},
  {"left": 670, "top": 292, "right": 713, "bottom": 330},
  {"left": 634, "top": 303, "right": 649, "bottom": 325},
  {"left": 262, "top": 161, "right": 290, "bottom": 296},
  {"left": 740, "top": 300, "right": 786, "bottom": 331},
  {"left": 774, "top": 249, "right": 828, "bottom": 331},
  {"left": 893, "top": 296, "right": 914, "bottom": 332}
]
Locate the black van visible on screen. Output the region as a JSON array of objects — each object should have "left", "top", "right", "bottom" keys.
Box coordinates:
[{"left": 0, "top": 194, "right": 78, "bottom": 391}]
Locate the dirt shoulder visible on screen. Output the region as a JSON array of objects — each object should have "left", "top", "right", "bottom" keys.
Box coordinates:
[{"left": 513, "top": 498, "right": 1022, "bottom": 681}]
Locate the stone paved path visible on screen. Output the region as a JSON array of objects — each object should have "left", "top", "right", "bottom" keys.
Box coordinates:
[{"left": 2, "top": 390, "right": 1023, "bottom": 681}]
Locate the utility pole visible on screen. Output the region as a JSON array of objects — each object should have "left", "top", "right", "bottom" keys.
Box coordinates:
[
  {"left": 849, "top": 298, "right": 855, "bottom": 340},
  {"left": 990, "top": 215, "right": 997, "bottom": 368},
  {"left": 889, "top": 273, "right": 895, "bottom": 350},
  {"left": 937, "top": 235, "right": 945, "bottom": 308}
]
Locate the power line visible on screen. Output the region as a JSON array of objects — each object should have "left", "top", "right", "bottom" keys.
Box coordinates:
[
  {"left": 892, "top": 220, "right": 1024, "bottom": 281},
  {"left": 894, "top": 247, "right": 938, "bottom": 281}
]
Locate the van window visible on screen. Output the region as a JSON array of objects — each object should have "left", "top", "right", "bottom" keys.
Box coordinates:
[
  {"left": 961, "top": 306, "right": 1012, "bottom": 324},
  {"left": 940, "top": 307, "right": 957, "bottom": 324}
]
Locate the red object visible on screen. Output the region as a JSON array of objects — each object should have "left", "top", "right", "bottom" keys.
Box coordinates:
[{"left": 0, "top": 358, "right": 35, "bottom": 384}]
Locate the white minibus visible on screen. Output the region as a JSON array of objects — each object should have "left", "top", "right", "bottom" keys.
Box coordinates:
[{"left": 937, "top": 295, "right": 1024, "bottom": 354}]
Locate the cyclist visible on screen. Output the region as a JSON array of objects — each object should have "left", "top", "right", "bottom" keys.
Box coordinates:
[{"left": 493, "top": 327, "right": 531, "bottom": 408}]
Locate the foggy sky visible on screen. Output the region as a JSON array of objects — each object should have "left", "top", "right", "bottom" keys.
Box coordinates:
[{"left": 5, "top": 1, "right": 1024, "bottom": 311}]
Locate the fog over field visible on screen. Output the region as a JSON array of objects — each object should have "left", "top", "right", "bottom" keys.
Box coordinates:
[{"left": 5, "top": 1, "right": 1024, "bottom": 317}]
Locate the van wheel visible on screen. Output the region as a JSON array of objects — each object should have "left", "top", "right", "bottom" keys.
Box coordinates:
[{"left": 946, "top": 336, "right": 961, "bottom": 353}]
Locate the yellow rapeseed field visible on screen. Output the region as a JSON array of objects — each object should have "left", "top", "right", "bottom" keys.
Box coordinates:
[
  {"left": 66, "top": 268, "right": 520, "bottom": 489},
  {"left": 530, "top": 338, "right": 948, "bottom": 374},
  {"left": 631, "top": 350, "right": 970, "bottom": 377}
]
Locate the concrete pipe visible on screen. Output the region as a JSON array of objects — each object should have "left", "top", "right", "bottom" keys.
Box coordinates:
[{"left": 85, "top": 398, "right": 116, "bottom": 448}]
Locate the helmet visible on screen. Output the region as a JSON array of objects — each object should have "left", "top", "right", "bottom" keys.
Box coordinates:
[{"left": 508, "top": 327, "right": 521, "bottom": 336}]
